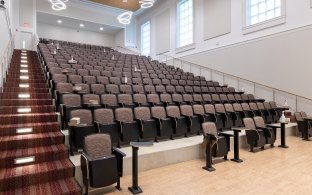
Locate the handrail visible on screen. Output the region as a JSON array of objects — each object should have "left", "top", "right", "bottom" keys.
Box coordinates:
[
  {"left": 114, "top": 46, "right": 141, "bottom": 55},
  {"left": 157, "top": 53, "right": 312, "bottom": 112}
]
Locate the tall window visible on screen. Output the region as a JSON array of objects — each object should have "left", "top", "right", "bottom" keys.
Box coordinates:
[
  {"left": 141, "top": 21, "right": 151, "bottom": 56},
  {"left": 246, "top": 0, "right": 281, "bottom": 26},
  {"left": 177, "top": 0, "right": 193, "bottom": 48}
]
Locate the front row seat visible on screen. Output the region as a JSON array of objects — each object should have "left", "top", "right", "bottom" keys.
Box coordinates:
[
  {"left": 243, "top": 118, "right": 266, "bottom": 152},
  {"left": 202, "top": 122, "right": 229, "bottom": 172},
  {"left": 81, "top": 134, "right": 126, "bottom": 195},
  {"left": 253, "top": 116, "right": 276, "bottom": 146}
]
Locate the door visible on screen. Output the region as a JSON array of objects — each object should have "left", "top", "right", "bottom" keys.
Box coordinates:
[{"left": 20, "top": 31, "right": 33, "bottom": 50}]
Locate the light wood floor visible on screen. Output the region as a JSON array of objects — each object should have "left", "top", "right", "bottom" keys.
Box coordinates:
[{"left": 90, "top": 136, "right": 312, "bottom": 195}]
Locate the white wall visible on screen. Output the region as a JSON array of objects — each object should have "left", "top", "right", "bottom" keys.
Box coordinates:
[
  {"left": 114, "top": 29, "right": 125, "bottom": 47},
  {"left": 136, "top": 0, "right": 312, "bottom": 103},
  {"left": 37, "top": 23, "right": 114, "bottom": 47}
]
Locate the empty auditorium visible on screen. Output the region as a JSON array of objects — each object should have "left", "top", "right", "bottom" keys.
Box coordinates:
[{"left": 1, "top": 0, "right": 312, "bottom": 194}]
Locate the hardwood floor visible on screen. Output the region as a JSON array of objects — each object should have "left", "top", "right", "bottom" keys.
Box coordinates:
[{"left": 90, "top": 136, "right": 312, "bottom": 195}]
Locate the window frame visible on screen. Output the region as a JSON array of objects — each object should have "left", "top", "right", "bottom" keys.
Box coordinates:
[
  {"left": 243, "top": 0, "right": 286, "bottom": 34},
  {"left": 176, "top": 0, "right": 195, "bottom": 53},
  {"left": 141, "top": 20, "right": 151, "bottom": 56}
]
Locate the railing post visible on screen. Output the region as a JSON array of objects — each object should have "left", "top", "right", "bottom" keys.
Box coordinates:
[
  {"left": 295, "top": 96, "right": 298, "bottom": 112},
  {"left": 273, "top": 89, "right": 276, "bottom": 102}
]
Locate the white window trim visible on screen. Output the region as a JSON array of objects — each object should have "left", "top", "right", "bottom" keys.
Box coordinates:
[
  {"left": 242, "top": 0, "right": 286, "bottom": 35},
  {"left": 141, "top": 21, "right": 151, "bottom": 56},
  {"left": 175, "top": 0, "right": 195, "bottom": 53}
]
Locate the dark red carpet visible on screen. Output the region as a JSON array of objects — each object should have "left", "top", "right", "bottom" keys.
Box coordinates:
[{"left": 0, "top": 50, "right": 81, "bottom": 194}]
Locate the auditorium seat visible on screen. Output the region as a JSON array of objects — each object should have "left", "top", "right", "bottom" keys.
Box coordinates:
[
  {"left": 166, "top": 106, "right": 188, "bottom": 138},
  {"left": 115, "top": 108, "right": 140, "bottom": 143},
  {"left": 134, "top": 107, "right": 157, "bottom": 140},
  {"left": 243, "top": 118, "right": 266, "bottom": 152},
  {"left": 253, "top": 116, "right": 275, "bottom": 146}
]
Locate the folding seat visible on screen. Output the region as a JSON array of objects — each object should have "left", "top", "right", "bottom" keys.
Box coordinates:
[
  {"left": 110, "top": 77, "right": 121, "bottom": 85},
  {"left": 269, "top": 101, "right": 283, "bottom": 120},
  {"left": 175, "top": 86, "right": 185, "bottom": 94},
  {"left": 187, "top": 76, "right": 194, "bottom": 81},
  {"left": 115, "top": 108, "right": 140, "bottom": 143},
  {"left": 150, "top": 73, "right": 158, "bottom": 79},
  {"left": 202, "top": 94, "right": 213, "bottom": 104},
  {"left": 80, "top": 134, "right": 125, "bottom": 193},
  {"left": 114, "top": 68, "right": 123, "bottom": 72},
  {"left": 161, "top": 79, "right": 170, "bottom": 86},
  {"left": 294, "top": 112, "right": 312, "bottom": 140},
  {"left": 207, "top": 81, "right": 214, "bottom": 87},
  {"left": 49, "top": 67, "right": 63, "bottom": 79},
  {"left": 132, "top": 94, "right": 148, "bottom": 107},
  {"left": 158, "top": 74, "right": 166, "bottom": 79},
  {"left": 162, "top": 70, "right": 169, "bottom": 75},
  {"left": 178, "top": 80, "right": 187, "bottom": 86},
  {"left": 133, "top": 78, "right": 143, "bottom": 85},
  {"left": 93, "top": 65, "right": 104, "bottom": 71},
  {"left": 172, "top": 93, "right": 185, "bottom": 106},
  {"left": 241, "top": 94, "right": 249, "bottom": 103},
  {"left": 201, "top": 122, "right": 229, "bottom": 171},
  {"left": 68, "top": 75, "right": 83, "bottom": 84},
  {"left": 82, "top": 94, "right": 101, "bottom": 110},
  {"left": 215, "top": 87, "right": 223, "bottom": 94},
  {"left": 148, "top": 70, "right": 155, "bottom": 74},
  {"left": 165, "top": 85, "right": 176, "bottom": 94},
  {"left": 249, "top": 102, "right": 263, "bottom": 117},
  {"left": 83, "top": 76, "right": 96, "bottom": 84},
  {"left": 253, "top": 116, "right": 276, "bottom": 146},
  {"left": 68, "top": 109, "right": 96, "bottom": 155},
  {"left": 90, "top": 70, "right": 101, "bottom": 77},
  {"left": 97, "top": 76, "right": 109, "bottom": 85},
  {"left": 65, "top": 68, "right": 77, "bottom": 75},
  {"left": 77, "top": 69, "right": 89, "bottom": 76},
  {"left": 228, "top": 87, "right": 238, "bottom": 94},
  {"left": 219, "top": 94, "right": 229, "bottom": 104},
  {"left": 166, "top": 75, "right": 173, "bottom": 80},
  {"left": 211, "top": 94, "right": 222, "bottom": 104},
  {"left": 104, "top": 67, "right": 113, "bottom": 72},
  {"left": 141, "top": 73, "right": 150, "bottom": 78},
  {"left": 60, "top": 63, "right": 71, "bottom": 69},
  {"left": 112, "top": 71, "right": 122, "bottom": 78},
  {"left": 192, "top": 94, "right": 203, "bottom": 105},
  {"left": 192, "top": 104, "right": 212, "bottom": 123},
  {"left": 83, "top": 65, "right": 93, "bottom": 71},
  {"left": 224, "top": 103, "right": 243, "bottom": 127},
  {"left": 193, "top": 86, "right": 201, "bottom": 94},
  {"left": 119, "top": 84, "right": 133, "bottom": 94},
  {"left": 182, "top": 94, "right": 194, "bottom": 105},
  {"left": 133, "top": 85, "right": 145, "bottom": 94},
  {"left": 143, "top": 78, "right": 153, "bottom": 85},
  {"left": 256, "top": 102, "right": 273, "bottom": 123},
  {"left": 227, "top": 94, "right": 237, "bottom": 104},
  {"left": 171, "top": 79, "right": 179, "bottom": 86},
  {"left": 248, "top": 94, "right": 265, "bottom": 102},
  {"left": 134, "top": 107, "right": 158, "bottom": 140},
  {"left": 180, "top": 105, "right": 201, "bottom": 134},
  {"left": 208, "top": 87, "right": 217, "bottom": 94},
  {"left": 222, "top": 87, "right": 230, "bottom": 94},
  {"left": 158, "top": 94, "right": 173, "bottom": 107},
  {"left": 55, "top": 82, "right": 73, "bottom": 106},
  {"left": 215, "top": 104, "right": 234, "bottom": 130},
  {"left": 101, "top": 70, "right": 111, "bottom": 77},
  {"left": 200, "top": 81, "right": 207, "bottom": 86},
  {"left": 51, "top": 74, "right": 68, "bottom": 89},
  {"left": 116, "top": 94, "right": 135, "bottom": 108},
  {"left": 155, "top": 85, "right": 166, "bottom": 94},
  {"left": 234, "top": 94, "right": 243, "bottom": 103},
  {"left": 106, "top": 84, "right": 120, "bottom": 94},
  {"left": 142, "top": 85, "right": 154, "bottom": 94},
  {"left": 243, "top": 118, "right": 266, "bottom": 152},
  {"left": 204, "top": 104, "right": 223, "bottom": 130},
  {"left": 74, "top": 83, "right": 90, "bottom": 94},
  {"left": 152, "top": 78, "right": 161, "bottom": 86},
  {"left": 184, "top": 86, "right": 193, "bottom": 94},
  {"left": 101, "top": 94, "right": 119, "bottom": 110},
  {"left": 241, "top": 103, "right": 255, "bottom": 117},
  {"left": 213, "top": 81, "right": 220, "bottom": 86},
  {"left": 201, "top": 87, "right": 209, "bottom": 93},
  {"left": 166, "top": 106, "right": 188, "bottom": 137},
  {"left": 132, "top": 72, "right": 141, "bottom": 78},
  {"left": 90, "top": 84, "right": 105, "bottom": 95}
]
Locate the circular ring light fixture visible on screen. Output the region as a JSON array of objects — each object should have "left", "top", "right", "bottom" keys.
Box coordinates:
[
  {"left": 49, "top": 0, "right": 68, "bottom": 11},
  {"left": 139, "top": 0, "right": 155, "bottom": 8},
  {"left": 117, "top": 11, "right": 133, "bottom": 25}
]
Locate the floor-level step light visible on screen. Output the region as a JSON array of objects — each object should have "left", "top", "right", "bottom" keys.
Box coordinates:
[
  {"left": 16, "top": 127, "right": 33, "bottom": 134},
  {"left": 14, "top": 156, "right": 35, "bottom": 165}
]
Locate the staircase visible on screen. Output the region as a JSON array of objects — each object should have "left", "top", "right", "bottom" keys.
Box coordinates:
[{"left": 0, "top": 50, "right": 81, "bottom": 194}]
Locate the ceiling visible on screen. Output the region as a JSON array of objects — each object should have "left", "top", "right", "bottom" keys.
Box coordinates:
[
  {"left": 89, "top": 0, "right": 141, "bottom": 12},
  {"left": 37, "top": 12, "right": 123, "bottom": 35}
]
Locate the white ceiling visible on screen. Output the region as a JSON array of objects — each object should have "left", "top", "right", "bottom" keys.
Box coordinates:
[{"left": 37, "top": 12, "right": 123, "bottom": 35}]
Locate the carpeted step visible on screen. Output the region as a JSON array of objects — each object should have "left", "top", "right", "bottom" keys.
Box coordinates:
[
  {"left": 0, "top": 132, "right": 64, "bottom": 150},
  {"left": 4, "top": 82, "right": 48, "bottom": 88},
  {"left": 0, "top": 99, "right": 53, "bottom": 106},
  {"left": 5, "top": 78, "right": 47, "bottom": 83},
  {"left": 0, "top": 122, "right": 60, "bottom": 136},
  {"left": 6, "top": 75, "right": 45, "bottom": 80},
  {"left": 0, "top": 178, "right": 81, "bottom": 195},
  {"left": 2, "top": 87, "right": 50, "bottom": 93},
  {"left": 0, "top": 105, "right": 55, "bottom": 114},
  {"left": 0, "top": 92, "right": 51, "bottom": 99},
  {"left": 0, "top": 159, "right": 75, "bottom": 192},
  {"left": 0, "top": 113, "right": 57, "bottom": 125},
  {"left": 0, "top": 144, "right": 69, "bottom": 168}
]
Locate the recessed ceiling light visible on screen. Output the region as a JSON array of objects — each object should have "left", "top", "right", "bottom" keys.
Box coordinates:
[
  {"left": 57, "top": 19, "right": 62, "bottom": 23},
  {"left": 99, "top": 27, "right": 104, "bottom": 31},
  {"left": 80, "top": 24, "right": 84, "bottom": 27}
]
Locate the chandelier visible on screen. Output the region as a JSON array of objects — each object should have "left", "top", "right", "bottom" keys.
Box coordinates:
[
  {"left": 139, "top": 0, "right": 155, "bottom": 8},
  {"left": 117, "top": 11, "right": 133, "bottom": 25},
  {"left": 49, "top": 0, "right": 68, "bottom": 11}
]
